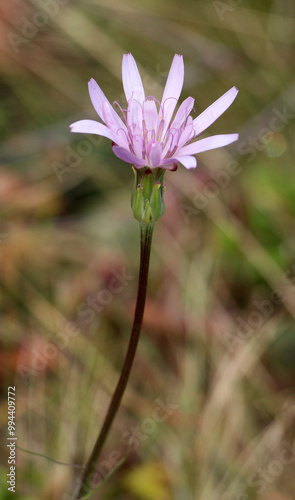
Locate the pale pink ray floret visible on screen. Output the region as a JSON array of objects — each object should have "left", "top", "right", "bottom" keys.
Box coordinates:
[{"left": 70, "top": 54, "right": 239, "bottom": 170}]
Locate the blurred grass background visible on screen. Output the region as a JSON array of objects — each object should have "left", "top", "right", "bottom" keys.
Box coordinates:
[{"left": 0, "top": 0, "right": 295, "bottom": 499}]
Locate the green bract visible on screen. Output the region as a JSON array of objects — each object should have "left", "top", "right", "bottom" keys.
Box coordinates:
[{"left": 131, "top": 167, "right": 166, "bottom": 225}]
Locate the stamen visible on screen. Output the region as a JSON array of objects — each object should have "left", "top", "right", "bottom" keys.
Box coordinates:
[
  {"left": 163, "top": 128, "right": 180, "bottom": 158},
  {"left": 116, "top": 127, "right": 131, "bottom": 144},
  {"left": 142, "top": 119, "right": 147, "bottom": 138},
  {"left": 161, "top": 96, "right": 178, "bottom": 120},
  {"left": 178, "top": 119, "right": 195, "bottom": 149},
  {"left": 165, "top": 129, "right": 176, "bottom": 150},
  {"left": 169, "top": 145, "right": 179, "bottom": 157},
  {"left": 132, "top": 133, "right": 145, "bottom": 159},
  {"left": 145, "top": 96, "right": 164, "bottom": 116},
  {"left": 113, "top": 101, "right": 127, "bottom": 124},
  {"left": 157, "top": 119, "right": 165, "bottom": 142},
  {"left": 128, "top": 97, "right": 144, "bottom": 114},
  {"left": 162, "top": 126, "right": 179, "bottom": 150},
  {"left": 127, "top": 123, "right": 137, "bottom": 138},
  {"left": 184, "top": 105, "right": 193, "bottom": 126},
  {"left": 133, "top": 134, "right": 143, "bottom": 144}
]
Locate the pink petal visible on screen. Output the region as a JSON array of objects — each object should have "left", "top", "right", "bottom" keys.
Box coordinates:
[
  {"left": 162, "top": 116, "right": 194, "bottom": 158},
  {"left": 131, "top": 124, "right": 144, "bottom": 157},
  {"left": 88, "top": 78, "right": 109, "bottom": 122},
  {"left": 161, "top": 54, "right": 184, "bottom": 135},
  {"left": 170, "top": 96, "right": 194, "bottom": 130},
  {"left": 155, "top": 160, "right": 178, "bottom": 170},
  {"left": 161, "top": 155, "right": 197, "bottom": 170},
  {"left": 102, "top": 101, "right": 128, "bottom": 145},
  {"left": 88, "top": 78, "right": 127, "bottom": 135},
  {"left": 127, "top": 97, "right": 143, "bottom": 130},
  {"left": 179, "top": 133, "right": 239, "bottom": 156},
  {"left": 70, "top": 120, "right": 117, "bottom": 141},
  {"left": 177, "top": 116, "right": 195, "bottom": 150},
  {"left": 112, "top": 146, "right": 146, "bottom": 166},
  {"left": 122, "top": 53, "right": 145, "bottom": 104},
  {"left": 149, "top": 143, "right": 162, "bottom": 167},
  {"left": 143, "top": 99, "right": 158, "bottom": 137},
  {"left": 175, "top": 155, "right": 197, "bottom": 169},
  {"left": 193, "top": 87, "right": 239, "bottom": 136}
]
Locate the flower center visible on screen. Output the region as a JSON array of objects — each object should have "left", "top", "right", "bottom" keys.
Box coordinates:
[{"left": 115, "top": 96, "right": 194, "bottom": 164}]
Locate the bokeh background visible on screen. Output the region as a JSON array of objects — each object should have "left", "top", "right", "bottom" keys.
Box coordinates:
[{"left": 1, "top": 0, "right": 295, "bottom": 499}]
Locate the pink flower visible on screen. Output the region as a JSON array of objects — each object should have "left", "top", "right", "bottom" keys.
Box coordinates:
[{"left": 70, "top": 54, "right": 238, "bottom": 171}]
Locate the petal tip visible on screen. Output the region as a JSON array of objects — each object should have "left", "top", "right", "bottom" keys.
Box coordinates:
[
  {"left": 173, "top": 54, "right": 184, "bottom": 67},
  {"left": 123, "top": 53, "right": 134, "bottom": 60},
  {"left": 230, "top": 86, "right": 239, "bottom": 98},
  {"left": 187, "top": 162, "right": 197, "bottom": 170}
]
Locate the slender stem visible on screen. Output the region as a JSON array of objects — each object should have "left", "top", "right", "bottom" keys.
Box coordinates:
[{"left": 74, "top": 223, "right": 154, "bottom": 499}]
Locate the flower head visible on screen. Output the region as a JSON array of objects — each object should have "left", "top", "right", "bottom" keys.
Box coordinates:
[{"left": 70, "top": 54, "right": 238, "bottom": 171}]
